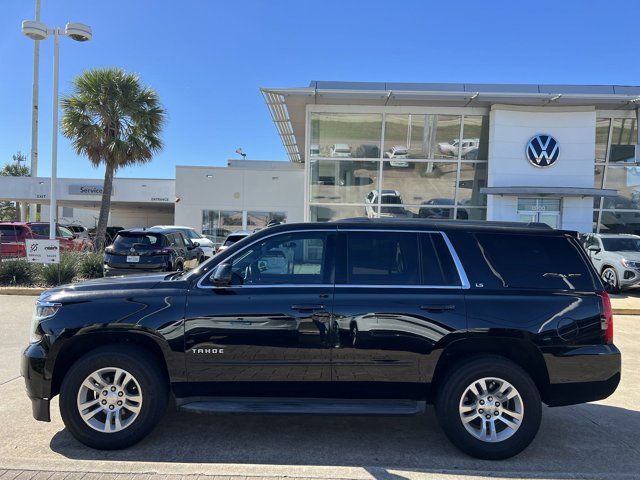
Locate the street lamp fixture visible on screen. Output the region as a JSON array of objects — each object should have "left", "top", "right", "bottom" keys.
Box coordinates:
[
  {"left": 235, "top": 148, "right": 247, "bottom": 160},
  {"left": 21, "top": 19, "right": 92, "bottom": 239}
]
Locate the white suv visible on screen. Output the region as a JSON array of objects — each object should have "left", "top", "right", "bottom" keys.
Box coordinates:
[
  {"left": 582, "top": 233, "right": 640, "bottom": 292},
  {"left": 154, "top": 225, "right": 215, "bottom": 258},
  {"left": 384, "top": 145, "right": 410, "bottom": 167}
]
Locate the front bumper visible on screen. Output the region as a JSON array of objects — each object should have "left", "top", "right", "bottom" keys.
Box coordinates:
[
  {"left": 21, "top": 343, "right": 51, "bottom": 421},
  {"left": 543, "top": 344, "right": 621, "bottom": 406}
]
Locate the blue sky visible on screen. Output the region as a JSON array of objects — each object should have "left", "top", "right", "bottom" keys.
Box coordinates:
[{"left": 1, "top": 0, "right": 639, "bottom": 180}]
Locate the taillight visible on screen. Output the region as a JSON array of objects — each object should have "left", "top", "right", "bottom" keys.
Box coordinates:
[{"left": 598, "top": 291, "right": 614, "bottom": 344}]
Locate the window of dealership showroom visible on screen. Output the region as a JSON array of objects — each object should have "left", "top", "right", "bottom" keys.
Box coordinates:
[
  {"left": 202, "top": 210, "right": 287, "bottom": 244},
  {"left": 594, "top": 116, "right": 639, "bottom": 233},
  {"left": 307, "top": 111, "right": 489, "bottom": 223}
]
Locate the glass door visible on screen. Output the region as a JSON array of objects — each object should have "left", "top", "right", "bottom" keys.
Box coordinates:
[{"left": 517, "top": 198, "right": 561, "bottom": 228}]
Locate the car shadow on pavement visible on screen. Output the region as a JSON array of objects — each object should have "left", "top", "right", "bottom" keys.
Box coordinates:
[{"left": 49, "top": 403, "right": 640, "bottom": 478}]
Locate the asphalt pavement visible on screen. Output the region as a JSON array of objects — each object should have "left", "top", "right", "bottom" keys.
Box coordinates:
[{"left": 0, "top": 295, "right": 638, "bottom": 480}]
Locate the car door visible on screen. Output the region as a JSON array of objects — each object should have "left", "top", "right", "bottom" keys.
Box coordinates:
[
  {"left": 184, "top": 228, "right": 336, "bottom": 397},
  {"left": 330, "top": 229, "right": 467, "bottom": 399},
  {"left": 177, "top": 232, "right": 198, "bottom": 268}
]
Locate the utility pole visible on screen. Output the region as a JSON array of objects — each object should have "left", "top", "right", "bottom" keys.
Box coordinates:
[{"left": 29, "top": 0, "right": 41, "bottom": 221}]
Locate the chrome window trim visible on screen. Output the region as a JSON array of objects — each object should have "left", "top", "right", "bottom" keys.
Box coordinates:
[{"left": 196, "top": 227, "right": 470, "bottom": 290}]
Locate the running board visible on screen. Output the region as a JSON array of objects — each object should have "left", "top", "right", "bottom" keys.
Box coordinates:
[{"left": 177, "top": 397, "right": 425, "bottom": 416}]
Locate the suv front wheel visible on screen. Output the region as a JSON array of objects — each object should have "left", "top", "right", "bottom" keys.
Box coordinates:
[
  {"left": 435, "top": 356, "right": 541, "bottom": 459},
  {"left": 59, "top": 344, "right": 168, "bottom": 449}
]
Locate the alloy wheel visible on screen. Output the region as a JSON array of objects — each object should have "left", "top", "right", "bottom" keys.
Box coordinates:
[
  {"left": 602, "top": 268, "right": 617, "bottom": 289},
  {"left": 458, "top": 377, "right": 524, "bottom": 443},
  {"left": 76, "top": 367, "right": 143, "bottom": 433}
]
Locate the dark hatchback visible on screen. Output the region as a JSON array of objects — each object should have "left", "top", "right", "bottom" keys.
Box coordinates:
[
  {"left": 103, "top": 227, "right": 203, "bottom": 276},
  {"left": 22, "top": 219, "right": 620, "bottom": 459}
]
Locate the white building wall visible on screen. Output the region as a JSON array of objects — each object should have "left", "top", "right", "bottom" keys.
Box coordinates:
[
  {"left": 487, "top": 105, "right": 596, "bottom": 231},
  {"left": 174, "top": 162, "right": 305, "bottom": 233}
]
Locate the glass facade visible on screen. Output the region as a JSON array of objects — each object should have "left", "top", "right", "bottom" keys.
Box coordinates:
[
  {"left": 307, "top": 112, "right": 489, "bottom": 222},
  {"left": 594, "top": 116, "right": 639, "bottom": 233},
  {"left": 202, "top": 210, "right": 287, "bottom": 246}
]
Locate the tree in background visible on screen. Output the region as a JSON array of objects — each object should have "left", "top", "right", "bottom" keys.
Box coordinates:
[
  {"left": 0, "top": 152, "right": 30, "bottom": 221},
  {"left": 61, "top": 68, "right": 165, "bottom": 250}
]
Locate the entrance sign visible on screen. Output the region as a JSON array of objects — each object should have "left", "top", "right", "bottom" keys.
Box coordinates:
[{"left": 25, "top": 239, "right": 60, "bottom": 264}]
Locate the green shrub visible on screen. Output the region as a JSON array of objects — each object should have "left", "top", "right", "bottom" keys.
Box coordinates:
[
  {"left": 39, "top": 252, "right": 79, "bottom": 286},
  {"left": 0, "top": 259, "right": 36, "bottom": 286},
  {"left": 77, "top": 252, "right": 104, "bottom": 279}
]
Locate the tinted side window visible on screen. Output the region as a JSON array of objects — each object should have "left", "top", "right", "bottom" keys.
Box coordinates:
[
  {"left": 420, "top": 233, "right": 461, "bottom": 286},
  {"left": 346, "top": 232, "right": 419, "bottom": 285},
  {"left": 228, "top": 232, "right": 330, "bottom": 285},
  {"left": 475, "top": 233, "right": 594, "bottom": 290}
]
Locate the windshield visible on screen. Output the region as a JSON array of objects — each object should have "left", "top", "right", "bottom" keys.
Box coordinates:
[
  {"left": 224, "top": 234, "right": 247, "bottom": 246},
  {"left": 602, "top": 237, "right": 640, "bottom": 252},
  {"left": 113, "top": 233, "right": 162, "bottom": 250}
]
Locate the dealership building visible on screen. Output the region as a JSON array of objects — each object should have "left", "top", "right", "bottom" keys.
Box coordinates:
[{"left": 2, "top": 81, "right": 640, "bottom": 241}]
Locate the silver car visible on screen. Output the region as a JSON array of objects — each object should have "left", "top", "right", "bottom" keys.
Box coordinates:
[{"left": 582, "top": 233, "right": 640, "bottom": 292}]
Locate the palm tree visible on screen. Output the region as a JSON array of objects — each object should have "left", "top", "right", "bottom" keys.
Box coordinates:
[{"left": 61, "top": 68, "right": 165, "bottom": 250}]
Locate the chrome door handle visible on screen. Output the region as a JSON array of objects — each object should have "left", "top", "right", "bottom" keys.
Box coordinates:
[
  {"left": 420, "top": 304, "right": 456, "bottom": 312},
  {"left": 291, "top": 304, "right": 325, "bottom": 312}
]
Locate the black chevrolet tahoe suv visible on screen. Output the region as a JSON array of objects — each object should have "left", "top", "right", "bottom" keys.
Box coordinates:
[{"left": 22, "top": 219, "right": 620, "bottom": 459}]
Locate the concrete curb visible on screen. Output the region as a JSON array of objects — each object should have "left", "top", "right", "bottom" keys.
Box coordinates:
[{"left": 0, "top": 287, "right": 44, "bottom": 296}]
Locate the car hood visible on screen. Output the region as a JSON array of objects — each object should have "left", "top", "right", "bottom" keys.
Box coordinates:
[
  {"left": 40, "top": 273, "right": 173, "bottom": 301},
  {"left": 612, "top": 251, "right": 640, "bottom": 261}
]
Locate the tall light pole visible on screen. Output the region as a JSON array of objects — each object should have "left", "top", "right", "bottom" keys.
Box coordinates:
[
  {"left": 22, "top": 20, "right": 92, "bottom": 240},
  {"left": 28, "top": 0, "right": 41, "bottom": 222}
]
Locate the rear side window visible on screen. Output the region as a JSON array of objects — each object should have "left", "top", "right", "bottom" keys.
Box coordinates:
[
  {"left": 346, "top": 232, "right": 419, "bottom": 285},
  {"left": 30, "top": 224, "right": 49, "bottom": 236},
  {"left": 475, "top": 233, "right": 594, "bottom": 290},
  {"left": 0, "top": 226, "right": 24, "bottom": 240},
  {"left": 420, "top": 233, "right": 461, "bottom": 286}
]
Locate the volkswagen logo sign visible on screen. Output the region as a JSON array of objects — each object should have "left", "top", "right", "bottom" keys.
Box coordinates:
[{"left": 526, "top": 134, "right": 559, "bottom": 168}]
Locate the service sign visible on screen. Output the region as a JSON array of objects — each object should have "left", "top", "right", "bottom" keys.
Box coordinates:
[{"left": 25, "top": 239, "right": 60, "bottom": 264}]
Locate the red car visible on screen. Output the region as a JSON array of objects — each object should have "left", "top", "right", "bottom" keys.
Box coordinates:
[{"left": 0, "top": 222, "right": 94, "bottom": 258}]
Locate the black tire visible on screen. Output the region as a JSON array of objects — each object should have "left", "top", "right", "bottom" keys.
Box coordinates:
[
  {"left": 175, "top": 262, "right": 184, "bottom": 272},
  {"left": 601, "top": 267, "right": 621, "bottom": 293},
  {"left": 435, "top": 355, "right": 541, "bottom": 460},
  {"left": 59, "top": 344, "right": 168, "bottom": 450}
]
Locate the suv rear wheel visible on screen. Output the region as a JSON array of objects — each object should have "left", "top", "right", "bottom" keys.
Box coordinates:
[
  {"left": 435, "top": 356, "right": 541, "bottom": 459},
  {"left": 59, "top": 344, "right": 168, "bottom": 449}
]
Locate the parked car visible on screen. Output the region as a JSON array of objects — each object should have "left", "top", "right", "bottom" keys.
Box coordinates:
[
  {"left": 581, "top": 233, "right": 640, "bottom": 292},
  {"left": 61, "top": 223, "right": 91, "bottom": 240},
  {"left": 365, "top": 190, "right": 412, "bottom": 218},
  {"left": 329, "top": 143, "right": 351, "bottom": 158},
  {"left": 153, "top": 225, "right": 215, "bottom": 258},
  {"left": 384, "top": 145, "right": 410, "bottom": 167},
  {"left": 216, "top": 230, "right": 252, "bottom": 254},
  {"left": 419, "top": 199, "right": 469, "bottom": 220},
  {"left": 0, "top": 222, "right": 93, "bottom": 258},
  {"left": 103, "top": 227, "right": 203, "bottom": 276},
  {"left": 23, "top": 219, "right": 619, "bottom": 458},
  {"left": 437, "top": 138, "right": 480, "bottom": 159},
  {"left": 88, "top": 226, "right": 125, "bottom": 246}
]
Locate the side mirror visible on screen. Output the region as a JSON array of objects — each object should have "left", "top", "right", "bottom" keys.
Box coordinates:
[
  {"left": 192, "top": 241, "right": 200, "bottom": 248},
  {"left": 588, "top": 245, "right": 601, "bottom": 253},
  {"left": 212, "top": 262, "right": 233, "bottom": 286}
]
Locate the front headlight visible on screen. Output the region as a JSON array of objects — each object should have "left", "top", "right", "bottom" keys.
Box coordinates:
[
  {"left": 30, "top": 300, "right": 61, "bottom": 343},
  {"left": 621, "top": 259, "right": 640, "bottom": 269}
]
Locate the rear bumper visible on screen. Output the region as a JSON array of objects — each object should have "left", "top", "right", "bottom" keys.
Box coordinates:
[
  {"left": 21, "top": 343, "right": 51, "bottom": 422},
  {"left": 543, "top": 344, "right": 621, "bottom": 406}
]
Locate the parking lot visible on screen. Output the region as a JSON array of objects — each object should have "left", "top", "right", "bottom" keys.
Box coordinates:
[{"left": 1, "top": 294, "right": 638, "bottom": 480}]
